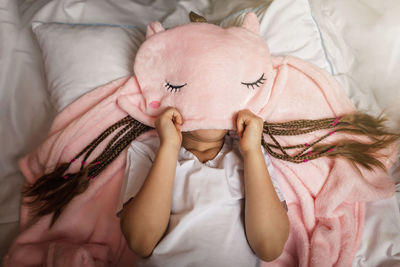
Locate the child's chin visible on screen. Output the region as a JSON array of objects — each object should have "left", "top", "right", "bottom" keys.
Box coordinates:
[{"left": 186, "top": 129, "right": 228, "bottom": 142}]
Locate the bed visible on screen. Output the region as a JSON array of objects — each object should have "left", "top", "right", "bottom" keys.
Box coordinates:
[{"left": 1, "top": 0, "right": 399, "bottom": 266}]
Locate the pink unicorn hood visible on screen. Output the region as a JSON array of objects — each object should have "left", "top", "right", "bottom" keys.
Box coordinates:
[{"left": 118, "top": 13, "right": 274, "bottom": 131}]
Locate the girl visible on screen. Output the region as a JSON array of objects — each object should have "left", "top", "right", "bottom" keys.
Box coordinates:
[{"left": 119, "top": 107, "right": 289, "bottom": 266}]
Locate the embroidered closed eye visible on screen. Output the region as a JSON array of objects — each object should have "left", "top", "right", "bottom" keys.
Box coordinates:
[
  {"left": 165, "top": 81, "right": 187, "bottom": 93},
  {"left": 241, "top": 73, "right": 266, "bottom": 89}
]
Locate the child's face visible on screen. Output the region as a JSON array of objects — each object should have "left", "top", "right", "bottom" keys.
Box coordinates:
[{"left": 183, "top": 129, "right": 228, "bottom": 143}]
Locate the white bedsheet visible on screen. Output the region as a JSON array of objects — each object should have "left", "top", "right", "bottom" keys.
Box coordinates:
[{"left": 1, "top": 0, "right": 399, "bottom": 265}]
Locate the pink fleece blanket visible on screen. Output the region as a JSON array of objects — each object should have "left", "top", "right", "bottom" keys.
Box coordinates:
[{"left": 3, "top": 13, "right": 396, "bottom": 267}]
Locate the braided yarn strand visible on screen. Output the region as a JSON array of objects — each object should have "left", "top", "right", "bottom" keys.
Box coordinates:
[
  {"left": 262, "top": 113, "right": 399, "bottom": 169},
  {"left": 88, "top": 120, "right": 150, "bottom": 178},
  {"left": 74, "top": 116, "right": 133, "bottom": 165},
  {"left": 263, "top": 116, "right": 343, "bottom": 163},
  {"left": 23, "top": 116, "right": 151, "bottom": 227}
]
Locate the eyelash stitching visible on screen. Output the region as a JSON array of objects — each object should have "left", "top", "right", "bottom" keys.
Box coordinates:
[
  {"left": 241, "top": 73, "right": 266, "bottom": 89},
  {"left": 165, "top": 82, "right": 187, "bottom": 92}
]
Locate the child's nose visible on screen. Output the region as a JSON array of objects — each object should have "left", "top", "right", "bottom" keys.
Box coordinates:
[{"left": 149, "top": 101, "right": 161, "bottom": 109}]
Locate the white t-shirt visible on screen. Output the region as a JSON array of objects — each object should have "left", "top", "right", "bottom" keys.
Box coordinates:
[{"left": 118, "top": 132, "right": 285, "bottom": 267}]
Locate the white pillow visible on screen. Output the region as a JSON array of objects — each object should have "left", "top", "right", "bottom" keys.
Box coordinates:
[
  {"left": 32, "top": 22, "right": 145, "bottom": 111},
  {"left": 308, "top": 0, "right": 400, "bottom": 132},
  {"left": 220, "top": 0, "right": 332, "bottom": 74}
]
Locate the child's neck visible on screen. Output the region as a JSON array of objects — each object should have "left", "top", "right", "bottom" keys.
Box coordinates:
[{"left": 182, "top": 133, "right": 225, "bottom": 163}]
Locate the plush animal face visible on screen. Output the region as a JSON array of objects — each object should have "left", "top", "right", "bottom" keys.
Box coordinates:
[{"left": 118, "top": 13, "right": 275, "bottom": 131}]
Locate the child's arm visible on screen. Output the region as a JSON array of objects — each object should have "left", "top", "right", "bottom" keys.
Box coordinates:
[
  {"left": 236, "top": 109, "right": 290, "bottom": 262},
  {"left": 120, "top": 107, "right": 183, "bottom": 258}
]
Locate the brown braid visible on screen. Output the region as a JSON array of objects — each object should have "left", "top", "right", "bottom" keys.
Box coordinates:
[
  {"left": 22, "top": 116, "right": 134, "bottom": 200},
  {"left": 262, "top": 113, "right": 399, "bottom": 170},
  {"left": 88, "top": 120, "right": 149, "bottom": 178},
  {"left": 23, "top": 116, "right": 151, "bottom": 227},
  {"left": 79, "top": 122, "right": 131, "bottom": 169},
  {"left": 73, "top": 116, "right": 133, "bottom": 163}
]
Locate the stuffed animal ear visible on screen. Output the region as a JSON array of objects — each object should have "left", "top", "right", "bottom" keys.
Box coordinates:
[
  {"left": 146, "top": 21, "right": 165, "bottom": 38},
  {"left": 241, "top": 12, "right": 260, "bottom": 34}
]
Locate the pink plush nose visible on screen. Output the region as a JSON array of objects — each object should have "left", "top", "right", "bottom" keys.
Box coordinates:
[{"left": 149, "top": 101, "right": 161, "bottom": 109}]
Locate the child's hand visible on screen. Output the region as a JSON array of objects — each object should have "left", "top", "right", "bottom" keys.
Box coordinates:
[
  {"left": 236, "top": 109, "right": 264, "bottom": 154},
  {"left": 155, "top": 107, "right": 183, "bottom": 151}
]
